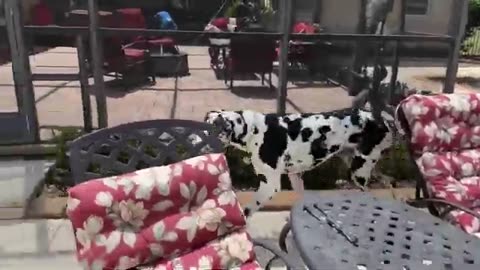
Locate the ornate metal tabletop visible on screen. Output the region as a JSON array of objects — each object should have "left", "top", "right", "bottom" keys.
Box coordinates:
[{"left": 290, "top": 191, "right": 480, "bottom": 270}]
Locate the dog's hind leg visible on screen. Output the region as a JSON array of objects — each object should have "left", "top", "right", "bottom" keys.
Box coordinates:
[
  {"left": 288, "top": 173, "right": 305, "bottom": 193},
  {"left": 350, "top": 130, "right": 393, "bottom": 190},
  {"left": 243, "top": 172, "right": 281, "bottom": 218}
]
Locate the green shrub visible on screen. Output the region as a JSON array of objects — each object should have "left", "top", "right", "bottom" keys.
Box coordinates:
[{"left": 46, "top": 128, "right": 416, "bottom": 191}]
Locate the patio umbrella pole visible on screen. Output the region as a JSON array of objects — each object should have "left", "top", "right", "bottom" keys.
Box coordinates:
[
  {"left": 277, "top": 0, "right": 293, "bottom": 115},
  {"left": 87, "top": 0, "right": 108, "bottom": 128}
]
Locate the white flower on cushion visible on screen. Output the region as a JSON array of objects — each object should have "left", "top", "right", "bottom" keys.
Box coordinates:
[
  {"left": 445, "top": 180, "right": 468, "bottom": 202},
  {"left": 424, "top": 122, "right": 437, "bottom": 140},
  {"left": 461, "top": 177, "right": 480, "bottom": 186},
  {"left": 66, "top": 197, "right": 80, "bottom": 213},
  {"left": 117, "top": 256, "right": 140, "bottom": 270},
  {"left": 211, "top": 153, "right": 222, "bottom": 162},
  {"left": 118, "top": 177, "right": 135, "bottom": 195},
  {"left": 437, "top": 126, "right": 458, "bottom": 144},
  {"left": 176, "top": 199, "right": 226, "bottom": 242},
  {"left": 154, "top": 266, "right": 167, "bottom": 270},
  {"left": 151, "top": 166, "right": 173, "bottom": 196},
  {"left": 76, "top": 215, "right": 104, "bottom": 253},
  {"left": 153, "top": 200, "right": 174, "bottom": 212},
  {"left": 198, "top": 255, "right": 213, "bottom": 270},
  {"left": 102, "top": 177, "right": 118, "bottom": 190},
  {"left": 152, "top": 221, "right": 178, "bottom": 242},
  {"left": 172, "top": 164, "right": 183, "bottom": 177},
  {"left": 450, "top": 95, "right": 472, "bottom": 114},
  {"left": 465, "top": 218, "right": 480, "bottom": 234},
  {"left": 184, "top": 155, "right": 208, "bottom": 170},
  {"left": 179, "top": 181, "right": 197, "bottom": 212},
  {"left": 99, "top": 200, "right": 149, "bottom": 251},
  {"left": 95, "top": 191, "right": 113, "bottom": 207},
  {"left": 461, "top": 163, "right": 475, "bottom": 177},
  {"left": 132, "top": 168, "right": 157, "bottom": 200},
  {"left": 214, "top": 172, "right": 236, "bottom": 206},
  {"left": 214, "top": 232, "right": 253, "bottom": 268},
  {"left": 197, "top": 199, "right": 227, "bottom": 231},
  {"left": 108, "top": 200, "right": 149, "bottom": 231},
  {"left": 207, "top": 163, "right": 221, "bottom": 175},
  {"left": 405, "top": 102, "right": 429, "bottom": 117}
]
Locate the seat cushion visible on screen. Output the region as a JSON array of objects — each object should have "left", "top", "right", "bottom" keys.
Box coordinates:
[
  {"left": 148, "top": 38, "right": 175, "bottom": 46},
  {"left": 148, "top": 230, "right": 261, "bottom": 270},
  {"left": 124, "top": 48, "right": 146, "bottom": 60},
  {"left": 67, "top": 153, "right": 247, "bottom": 269}
]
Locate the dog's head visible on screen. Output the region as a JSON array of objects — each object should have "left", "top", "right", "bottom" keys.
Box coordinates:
[{"left": 204, "top": 110, "right": 247, "bottom": 146}]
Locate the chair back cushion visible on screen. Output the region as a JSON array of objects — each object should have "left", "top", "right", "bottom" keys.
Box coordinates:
[
  {"left": 67, "top": 153, "right": 246, "bottom": 270},
  {"left": 399, "top": 94, "right": 480, "bottom": 234}
]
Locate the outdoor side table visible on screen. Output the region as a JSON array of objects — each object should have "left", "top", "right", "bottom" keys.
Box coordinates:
[{"left": 287, "top": 191, "right": 480, "bottom": 270}]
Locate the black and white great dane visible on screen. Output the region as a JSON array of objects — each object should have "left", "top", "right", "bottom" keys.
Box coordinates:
[{"left": 205, "top": 109, "right": 393, "bottom": 217}]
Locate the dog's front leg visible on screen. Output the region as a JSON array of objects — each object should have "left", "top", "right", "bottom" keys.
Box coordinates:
[
  {"left": 288, "top": 173, "right": 305, "bottom": 193},
  {"left": 243, "top": 173, "right": 281, "bottom": 218}
]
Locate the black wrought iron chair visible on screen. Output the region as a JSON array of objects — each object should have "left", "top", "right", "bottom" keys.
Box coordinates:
[
  {"left": 68, "top": 119, "right": 223, "bottom": 184},
  {"left": 67, "top": 119, "right": 301, "bottom": 269}
]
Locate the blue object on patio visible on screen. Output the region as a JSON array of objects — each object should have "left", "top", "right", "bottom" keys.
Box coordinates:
[
  {"left": 280, "top": 191, "right": 480, "bottom": 270},
  {"left": 154, "top": 11, "right": 178, "bottom": 30}
]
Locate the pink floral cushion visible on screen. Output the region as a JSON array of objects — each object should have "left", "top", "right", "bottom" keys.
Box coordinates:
[
  {"left": 399, "top": 94, "right": 480, "bottom": 236},
  {"left": 67, "top": 153, "right": 260, "bottom": 269}
]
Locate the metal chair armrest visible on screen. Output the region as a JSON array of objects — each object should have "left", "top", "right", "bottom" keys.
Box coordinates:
[
  {"left": 407, "top": 198, "right": 480, "bottom": 220},
  {"left": 252, "top": 238, "right": 304, "bottom": 270}
]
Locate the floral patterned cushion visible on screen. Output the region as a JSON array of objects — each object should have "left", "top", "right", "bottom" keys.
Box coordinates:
[
  {"left": 399, "top": 93, "right": 480, "bottom": 236},
  {"left": 67, "top": 153, "right": 260, "bottom": 269}
]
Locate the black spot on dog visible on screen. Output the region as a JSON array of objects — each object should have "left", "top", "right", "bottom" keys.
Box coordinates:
[
  {"left": 350, "top": 110, "right": 361, "bottom": 126},
  {"left": 310, "top": 138, "right": 328, "bottom": 162},
  {"left": 253, "top": 126, "right": 259, "bottom": 134},
  {"left": 256, "top": 201, "right": 261, "bottom": 206},
  {"left": 329, "top": 145, "right": 340, "bottom": 153},
  {"left": 351, "top": 156, "right": 366, "bottom": 172},
  {"left": 301, "top": 128, "right": 313, "bottom": 142},
  {"left": 358, "top": 120, "right": 388, "bottom": 156},
  {"left": 287, "top": 119, "right": 302, "bottom": 140},
  {"left": 355, "top": 176, "right": 367, "bottom": 186},
  {"left": 319, "top": 125, "right": 332, "bottom": 134},
  {"left": 231, "top": 112, "right": 248, "bottom": 147},
  {"left": 297, "top": 160, "right": 303, "bottom": 163},
  {"left": 243, "top": 208, "right": 251, "bottom": 217},
  {"left": 348, "top": 133, "right": 362, "bottom": 144},
  {"left": 259, "top": 115, "right": 288, "bottom": 169},
  {"left": 258, "top": 175, "right": 267, "bottom": 184}
]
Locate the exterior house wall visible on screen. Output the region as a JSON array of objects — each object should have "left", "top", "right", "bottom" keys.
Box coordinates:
[
  {"left": 404, "top": 0, "right": 453, "bottom": 35},
  {"left": 293, "top": 0, "right": 452, "bottom": 35}
]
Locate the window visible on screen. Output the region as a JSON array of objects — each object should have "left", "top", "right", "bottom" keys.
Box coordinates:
[{"left": 406, "top": 0, "right": 429, "bottom": 15}]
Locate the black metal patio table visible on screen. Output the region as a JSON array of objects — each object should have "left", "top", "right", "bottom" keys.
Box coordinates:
[{"left": 280, "top": 191, "right": 480, "bottom": 270}]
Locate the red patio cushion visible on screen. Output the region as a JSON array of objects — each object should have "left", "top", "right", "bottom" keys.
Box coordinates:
[
  {"left": 399, "top": 93, "right": 480, "bottom": 237},
  {"left": 124, "top": 48, "right": 146, "bottom": 60},
  {"left": 66, "top": 154, "right": 261, "bottom": 269}
]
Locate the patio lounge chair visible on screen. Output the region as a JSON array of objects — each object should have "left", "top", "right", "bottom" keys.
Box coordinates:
[
  {"left": 396, "top": 93, "right": 480, "bottom": 237},
  {"left": 66, "top": 120, "right": 300, "bottom": 269},
  {"left": 225, "top": 37, "right": 276, "bottom": 89},
  {"left": 116, "top": 8, "right": 179, "bottom": 55},
  {"left": 103, "top": 38, "right": 156, "bottom": 89}
]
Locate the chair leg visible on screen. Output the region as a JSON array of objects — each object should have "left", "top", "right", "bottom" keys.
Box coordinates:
[
  {"left": 230, "top": 74, "right": 233, "bottom": 89},
  {"left": 262, "top": 73, "right": 265, "bottom": 85},
  {"left": 269, "top": 73, "right": 273, "bottom": 90}
]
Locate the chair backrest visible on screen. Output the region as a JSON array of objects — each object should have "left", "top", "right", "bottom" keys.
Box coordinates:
[
  {"left": 397, "top": 93, "right": 480, "bottom": 206},
  {"left": 69, "top": 120, "right": 223, "bottom": 184},
  {"left": 229, "top": 37, "right": 276, "bottom": 72}
]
